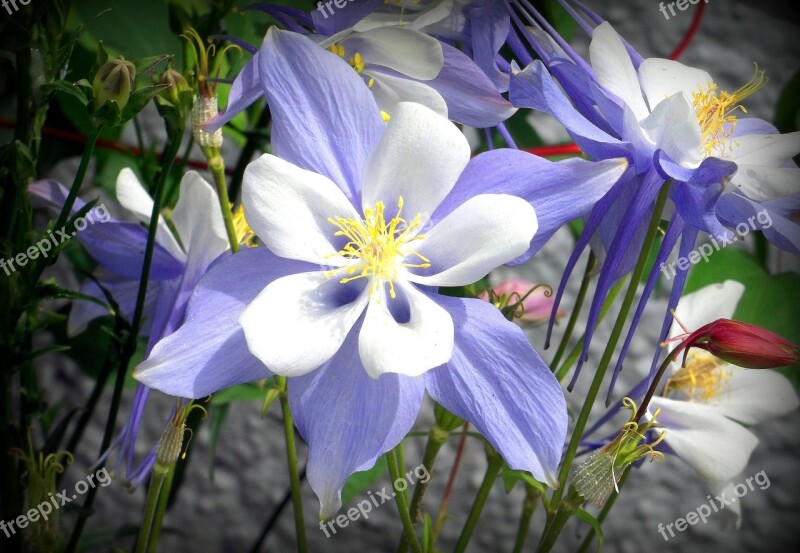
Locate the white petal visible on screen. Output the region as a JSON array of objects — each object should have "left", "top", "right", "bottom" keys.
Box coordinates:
[
  {"left": 242, "top": 154, "right": 359, "bottom": 265},
  {"left": 344, "top": 27, "right": 444, "bottom": 80},
  {"left": 170, "top": 171, "right": 230, "bottom": 270},
  {"left": 361, "top": 102, "right": 470, "bottom": 227},
  {"left": 589, "top": 22, "right": 649, "bottom": 120},
  {"left": 116, "top": 168, "right": 184, "bottom": 260},
  {"left": 639, "top": 58, "right": 713, "bottom": 111},
  {"left": 710, "top": 368, "right": 800, "bottom": 425},
  {"left": 728, "top": 132, "right": 800, "bottom": 167},
  {"left": 650, "top": 396, "right": 758, "bottom": 482},
  {"left": 640, "top": 92, "right": 703, "bottom": 167},
  {"left": 708, "top": 479, "right": 742, "bottom": 531},
  {"left": 669, "top": 280, "right": 744, "bottom": 340},
  {"left": 240, "top": 271, "right": 369, "bottom": 377},
  {"left": 406, "top": 194, "right": 538, "bottom": 287},
  {"left": 365, "top": 71, "right": 448, "bottom": 119},
  {"left": 358, "top": 281, "right": 454, "bottom": 378},
  {"left": 729, "top": 165, "right": 800, "bottom": 202}
]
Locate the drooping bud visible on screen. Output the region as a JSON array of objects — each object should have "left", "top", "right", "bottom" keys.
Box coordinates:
[
  {"left": 479, "top": 278, "right": 564, "bottom": 324},
  {"left": 154, "top": 402, "right": 206, "bottom": 476},
  {"left": 92, "top": 56, "right": 136, "bottom": 111},
  {"left": 572, "top": 397, "right": 665, "bottom": 507},
  {"left": 159, "top": 67, "right": 191, "bottom": 108},
  {"left": 668, "top": 318, "right": 800, "bottom": 370}
]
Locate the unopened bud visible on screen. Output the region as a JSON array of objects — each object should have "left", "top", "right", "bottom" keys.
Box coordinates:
[
  {"left": 159, "top": 68, "right": 191, "bottom": 107},
  {"left": 479, "top": 279, "right": 563, "bottom": 324},
  {"left": 93, "top": 57, "right": 136, "bottom": 111}
]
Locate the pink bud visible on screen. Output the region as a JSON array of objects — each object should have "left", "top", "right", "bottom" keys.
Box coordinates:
[
  {"left": 671, "top": 319, "right": 800, "bottom": 369},
  {"left": 479, "top": 278, "right": 565, "bottom": 324}
]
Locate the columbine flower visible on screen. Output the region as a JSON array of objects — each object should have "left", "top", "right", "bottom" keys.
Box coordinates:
[
  {"left": 479, "top": 278, "right": 565, "bottom": 324},
  {"left": 646, "top": 280, "right": 799, "bottom": 528},
  {"left": 29, "top": 169, "right": 232, "bottom": 486},
  {"left": 133, "top": 28, "right": 629, "bottom": 518},
  {"left": 507, "top": 6, "right": 800, "bottom": 392},
  {"left": 203, "top": 6, "right": 515, "bottom": 132}
]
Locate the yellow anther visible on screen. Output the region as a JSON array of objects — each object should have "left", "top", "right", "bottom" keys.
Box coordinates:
[
  {"left": 692, "top": 64, "right": 767, "bottom": 157},
  {"left": 232, "top": 204, "right": 256, "bottom": 247},
  {"left": 328, "top": 44, "right": 345, "bottom": 58},
  {"left": 664, "top": 350, "right": 732, "bottom": 401},
  {"left": 381, "top": 110, "right": 391, "bottom": 122},
  {"left": 326, "top": 197, "right": 429, "bottom": 299},
  {"left": 349, "top": 52, "right": 366, "bottom": 73}
]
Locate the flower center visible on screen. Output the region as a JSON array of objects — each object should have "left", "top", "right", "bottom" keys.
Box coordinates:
[
  {"left": 664, "top": 350, "right": 732, "bottom": 401},
  {"left": 691, "top": 65, "right": 767, "bottom": 158},
  {"left": 328, "top": 44, "right": 367, "bottom": 74},
  {"left": 327, "top": 197, "right": 430, "bottom": 299}
]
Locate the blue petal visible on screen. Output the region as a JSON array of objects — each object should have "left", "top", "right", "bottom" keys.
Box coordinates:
[
  {"left": 424, "top": 295, "right": 566, "bottom": 485},
  {"left": 258, "top": 28, "right": 384, "bottom": 204},
  {"left": 654, "top": 149, "right": 737, "bottom": 187},
  {"left": 134, "top": 248, "right": 313, "bottom": 398},
  {"left": 202, "top": 55, "right": 264, "bottom": 132},
  {"left": 430, "top": 149, "right": 627, "bottom": 262},
  {"left": 717, "top": 192, "right": 800, "bottom": 253},
  {"left": 464, "top": 0, "right": 511, "bottom": 91},
  {"left": 311, "top": 0, "right": 383, "bottom": 35},
  {"left": 28, "top": 179, "right": 183, "bottom": 280},
  {"left": 668, "top": 177, "right": 732, "bottom": 242},
  {"left": 288, "top": 326, "right": 425, "bottom": 518},
  {"left": 423, "top": 41, "right": 516, "bottom": 128},
  {"left": 510, "top": 60, "right": 626, "bottom": 160}
]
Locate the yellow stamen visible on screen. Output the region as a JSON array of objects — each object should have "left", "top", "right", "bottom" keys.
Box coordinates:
[
  {"left": 692, "top": 64, "right": 767, "bottom": 157},
  {"left": 664, "top": 350, "right": 732, "bottom": 401},
  {"left": 232, "top": 204, "right": 256, "bottom": 247},
  {"left": 327, "top": 44, "right": 367, "bottom": 74},
  {"left": 380, "top": 110, "right": 391, "bottom": 122},
  {"left": 326, "top": 197, "right": 430, "bottom": 299}
]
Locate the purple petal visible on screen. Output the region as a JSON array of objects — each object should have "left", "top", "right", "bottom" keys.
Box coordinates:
[
  {"left": 424, "top": 41, "right": 516, "bottom": 128},
  {"left": 202, "top": 56, "right": 264, "bottom": 132},
  {"left": 311, "top": 0, "right": 383, "bottom": 36},
  {"left": 464, "top": 0, "right": 511, "bottom": 91},
  {"left": 289, "top": 327, "right": 425, "bottom": 518},
  {"left": 259, "top": 28, "right": 383, "bottom": 203},
  {"left": 717, "top": 192, "right": 800, "bottom": 253},
  {"left": 424, "top": 295, "right": 567, "bottom": 485},
  {"left": 135, "top": 248, "right": 314, "bottom": 398},
  {"left": 510, "top": 60, "right": 627, "bottom": 159},
  {"left": 431, "top": 149, "right": 627, "bottom": 262}
]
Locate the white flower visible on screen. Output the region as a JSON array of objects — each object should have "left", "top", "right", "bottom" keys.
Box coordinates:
[{"left": 648, "top": 280, "right": 799, "bottom": 528}]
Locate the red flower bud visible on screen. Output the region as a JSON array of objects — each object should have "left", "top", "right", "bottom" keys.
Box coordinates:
[{"left": 671, "top": 319, "right": 800, "bottom": 369}]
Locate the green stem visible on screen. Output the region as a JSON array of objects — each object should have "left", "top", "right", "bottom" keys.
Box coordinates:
[
  {"left": 408, "top": 425, "right": 449, "bottom": 522},
  {"left": 512, "top": 483, "right": 540, "bottom": 553},
  {"left": 64, "top": 135, "right": 183, "bottom": 553},
  {"left": 453, "top": 447, "right": 504, "bottom": 553},
  {"left": 548, "top": 183, "right": 671, "bottom": 517},
  {"left": 432, "top": 423, "right": 469, "bottom": 543},
  {"left": 146, "top": 463, "right": 177, "bottom": 553},
  {"left": 537, "top": 488, "right": 583, "bottom": 553},
  {"left": 576, "top": 469, "right": 629, "bottom": 553},
  {"left": 277, "top": 376, "right": 307, "bottom": 553},
  {"left": 202, "top": 146, "right": 239, "bottom": 253},
  {"left": 387, "top": 446, "right": 423, "bottom": 553},
  {"left": 554, "top": 277, "right": 627, "bottom": 382},
  {"left": 134, "top": 469, "right": 167, "bottom": 553},
  {"left": 550, "top": 253, "right": 595, "bottom": 370},
  {"left": 53, "top": 128, "right": 102, "bottom": 233},
  {"left": 229, "top": 105, "right": 271, "bottom": 201}
]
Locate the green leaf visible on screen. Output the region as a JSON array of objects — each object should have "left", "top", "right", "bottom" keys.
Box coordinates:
[
  {"left": 501, "top": 464, "right": 547, "bottom": 495},
  {"left": 210, "top": 382, "right": 270, "bottom": 406},
  {"left": 119, "top": 83, "right": 172, "bottom": 125},
  {"left": 775, "top": 69, "right": 800, "bottom": 134},
  {"left": 40, "top": 80, "right": 90, "bottom": 106},
  {"left": 341, "top": 457, "right": 388, "bottom": 506},
  {"left": 575, "top": 508, "right": 604, "bottom": 552}
]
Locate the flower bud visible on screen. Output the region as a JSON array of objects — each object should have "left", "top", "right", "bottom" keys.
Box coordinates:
[
  {"left": 672, "top": 319, "right": 800, "bottom": 369},
  {"left": 93, "top": 56, "right": 136, "bottom": 111},
  {"left": 159, "top": 67, "right": 191, "bottom": 107},
  {"left": 479, "top": 278, "right": 564, "bottom": 324}
]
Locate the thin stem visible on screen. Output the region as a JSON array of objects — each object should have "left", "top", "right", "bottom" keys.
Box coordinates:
[
  {"left": 387, "top": 446, "right": 423, "bottom": 553},
  {"left": 146, "top": 463, "right": 177, "bottom": 553},
  {"left": 453, "top": 448, "right": 504, "bottom": 553},
  {"left": 548, "top": 183, "right": 671, "bottom": 516},
  {"left": 277, "top": 376, "right": 307, "bottom": 553},
  {"left": 134, "top": 470, "right": 167, "bottom": 553},
  {"left": 408, "top": 426, "right": 449, "bottom": 521},
  {"left": 634, "top": 347, "right": 679, "bottom": 422},
  {"left": 64, "top": 135, "right": 183, "bottom": 553},
  {"left": 229, "top": 105, "right": 271, "bottom": 201},
  {"left": 512, "top": 483, "right": 540, "bottom": 553},
  {"left": 432, "top": 423, "right": 469, "bottom": 542},
  {"left": 53, "top": 128, "right": 101, "bottom": 232},
  {"left": 203, "top": 146, "right": 239, "bottom": 253},
  {"left": 555, "top": 277, "right": 627, "bottom": 382},
  {"left": 550, "top": 253, "right": 596, "bottom": 370}
]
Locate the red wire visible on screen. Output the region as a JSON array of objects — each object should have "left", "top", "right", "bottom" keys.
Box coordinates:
[
  {"left": 669, "top": 1, "right": 707, "bottom": 60},
  {"left": 0, "top": 118, "right": 230, "bottom": 174}
]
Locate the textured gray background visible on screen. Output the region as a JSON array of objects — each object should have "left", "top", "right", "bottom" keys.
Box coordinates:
[{"left": 34, "top": 1, "right": 800, "bottom": 552}]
